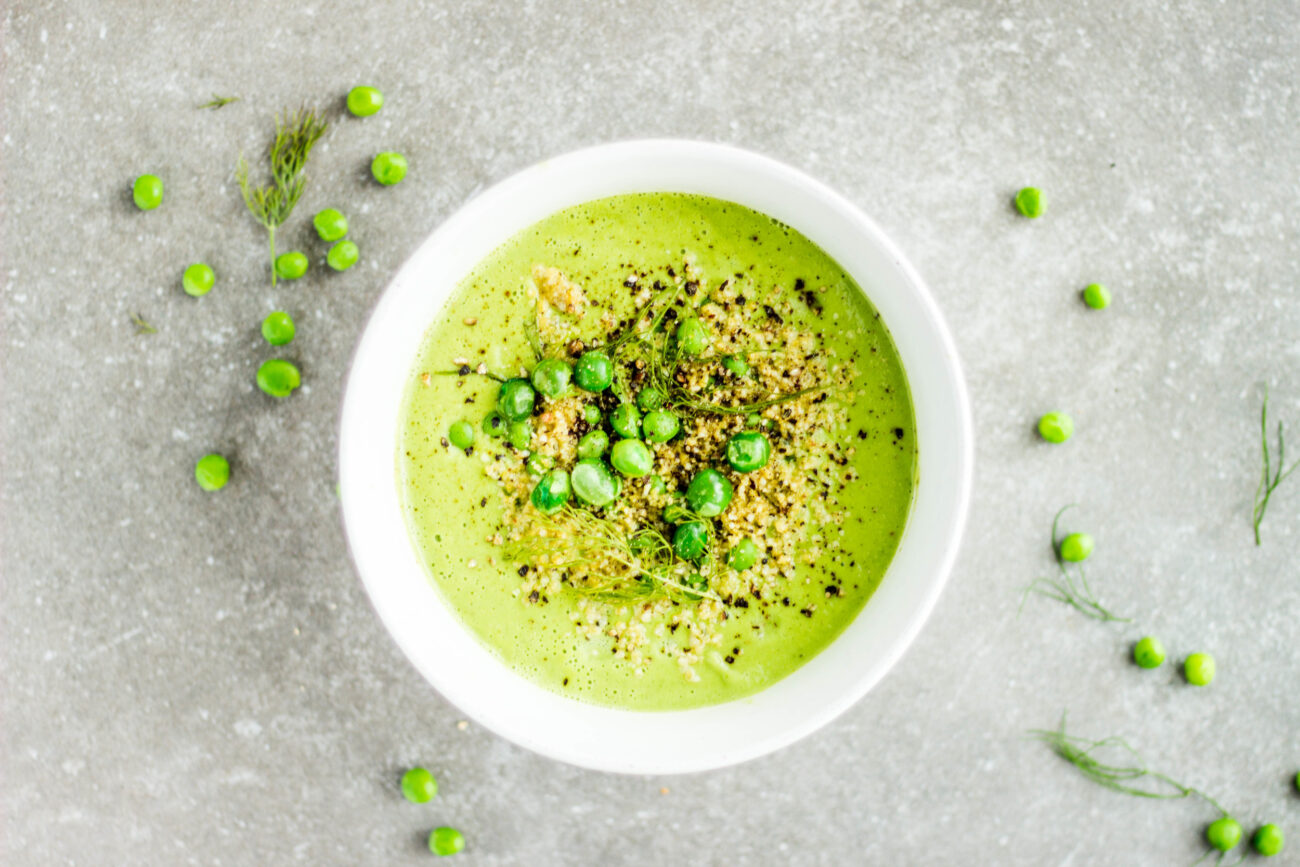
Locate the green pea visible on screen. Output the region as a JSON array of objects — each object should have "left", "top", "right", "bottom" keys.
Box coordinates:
[
  {"left": 636, "top": 387, "right": 666, "bottom": 412},
  {"left": 261, "top": 311, "right": 295, "bottom": 346},
  {"left": 346, "top": 85, "right": 384, "bottom": 117},
  {"left": 313, "top": 208, "right": 349, "bottom": 241},
  {"left": 1132, "top": 636, "right": 1165, "bottom": 669},
  {"left": 482, "top": 412, "right": 506, "bottom": 438},
  {"left": 1252, "top": 824, "right": 1284, "bottom": 857},
  {"left": 648, "top": 475, "right": 666, "bottom": 496},
  {"left": 448, "top": 420, "right": 474, "bottom": 450},
  {"left": 1184, "top": 652, "right": 1215, "bottom": 686},
  {"left": 372, "top": 151, "right": 408, "bottom": 186},
  {"left": 686, "top": 469, "right": 733, "bottom": 517},
  {"left": 745, "top": 413, "right": 762, "bottom": 429},
  {"left": 577, "top": 429, "right": 609, "bottom": 459},
  {"left": 1014, "top": 186, "right": 1045, "bottom": 218},
  {"left": 677, "top": 317, "right": 710, "bottom": 355},
  {"left": 496, "top": 378, "right": 536, "bottom": 421},
  {"left": 428, "top": 826, "right": 465, "bottom": 857},
  {"left": 194, "top": 454, "right": 230, "bottom": 491},
  {"left": 610, "top": 403, "right": 642, "bottom": 439},
  {"left": 611, "top": 439, "right": 653, "bottom": 477},
  {"left": 530, "top": 468, "right": 570, "bottom": 514},
  {"left": 530, "top": 358, "right": 571, "bottom": 398},
  {"left": 507, "top": 419, "right": 532, "bottom": 450},
  {"left": 327, "top": 240, "right": 359, "bottom": 271},
  {"left": 133, "top": 174, "right": 163, "bottom": 210},
  {"left": 1207, "top": 817, "right": 1242, "bottom": 852},
  {"left": 274, "top": 251, "right": 308, "bottom": 281},
  {"left": 525, "top": 453, "right": 553, "bottom": 476},
  {"left": 582, "top": 404, "right": 602, "bottom": 425},
  {"left": 1083, "top": 283, "right": 1111, "bottom": 310},
  {"left": 182, "top": 263, "right": 215, "bottom": 297},
  {"left": 1059, "top": 532, "right": 1093, "bottom": 563},
  {"left": 663, "top": 503, "right": 691, "bottom": 524},
  {"left": 1037, "top": 412, "right": 1074, "bottom": 444},
  {"left": 256, "top": 359, "right": 301, "bottom": 398},
  {"left": 682, "top": 572, "right": 709, "bottom": 599},
  {"left": 721, "top": 355, "right": 750, "bottom": 377},
  {"left": 672, "top": 521, "right": 709, "bottom": 560},
  {"left": 574, "top": 351, "right": 613, "bottom": 392},
  {"left": 643, "top": 410, "right": 680, "bottom": 443},
  {"left": 400, "top": 767, "right": 437, "bottom": 803},
  {"left": 726, "top": 431, "right": 771, "bottom": 473},
  {"left": 570, "top": 459, "right": 619, "bottom": 507},
  {"left": 727, "top": 538, "right": 760, "bottom": 572}
]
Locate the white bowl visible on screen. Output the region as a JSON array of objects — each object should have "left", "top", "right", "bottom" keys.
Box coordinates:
[{"left": 339, "top": 140, "right": 972, "bottom": 774}]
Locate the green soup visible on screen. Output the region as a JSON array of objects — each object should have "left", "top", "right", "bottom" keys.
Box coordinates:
[{"left": 399, "top": 193, "right": 915, "bottom": 710}]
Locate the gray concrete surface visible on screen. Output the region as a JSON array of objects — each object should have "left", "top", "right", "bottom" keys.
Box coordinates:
[{"left": 3, "top": 1, "right": 1299, "bottom": 864}]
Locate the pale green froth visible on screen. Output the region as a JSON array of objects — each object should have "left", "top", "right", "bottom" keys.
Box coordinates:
[{"left": 399, "top": 193, "right": 915, "bottom": 710}]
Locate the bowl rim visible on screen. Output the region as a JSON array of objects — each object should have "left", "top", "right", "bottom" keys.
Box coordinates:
[{"left": 339, "top": 138, "right": 973, "bottom": 774}]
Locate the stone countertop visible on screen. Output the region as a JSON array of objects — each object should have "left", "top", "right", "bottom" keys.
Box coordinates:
[{"left": 3, "top": 1, "right": 1298, "bottom": 864}]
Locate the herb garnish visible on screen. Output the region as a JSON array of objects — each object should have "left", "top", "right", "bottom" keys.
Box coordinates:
[
  {"left": 236, "top": 107, "right": 329, "bottom": 286},
  {"left": 199, "top": 94, "right": 240, "bottom": 110},
  {"left": 1252, "top": 385, "right": 1297, "bottom": 545},
  {"left": 1021, "top": 505, "right": 1128, "bottom": 622},
  {"left": 130, "top": 312, "right": 157, "bottom": 335}
]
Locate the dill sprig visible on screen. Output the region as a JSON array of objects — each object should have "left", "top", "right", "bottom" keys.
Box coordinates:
[
  {"left": 130, "top": 312, "right": 157, "bottom": 335},
  {"left": 1021, "top": 505, "right": 1129, "bottom": 622},
  {"left": 236, "top": 107, "right": 329, "bottom": 286},
  {"left": 1252, "top": 385, "right": 1298, "bottom": 545},
  {"left": 199, "top": 94, "right": 240, "bottom": 110}
]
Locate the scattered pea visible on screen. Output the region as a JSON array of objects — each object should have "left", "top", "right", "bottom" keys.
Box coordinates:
[
  {"left": 1058, "top": 532, "right": 1094, "bottom": 563},
  {"left": 648, "top": 475, "right": 666, "bottom": 496},
  {"left": 194, "top": 454, "right": 230, "bottom": 491},
  {"left": 1015, "top": 186, "right": 1045, "bottom": 218},
  {"left": 256, "top": 359, "right": 301, "bottom": 398},
  {"left": 1038, "top": 412, "right": 1074, "bottom": 444},
  {"left": 327, "top": 239, "right": 359, "bottom": 271},
  {"left": 261, "top": 311, "right": 295, "bottom": 346},
  {"left": 1184, "top": 652, "right": 1215, "bottom": 686},
  {"left": 274, "top": 251, "right": 308, "bottom": 281},
  {"left": 643, "top": 410, "right": 680, "bottom": 443},
  {"left": 428, "top": 826, "right": 465, "bottom": 857},
  {"left": 727, "top": 538, "right": 760, "bottom": 572},
  {"left": 726, "top": 431, "right": 771, "bottom": 473},
  {"left": 1252, "top": 823, "right": 1284, "bottom": 857},
  {"left": 663, "top": 503, "right": 691, "bottom": 524},
  {"left": 506, "top": 419, "right": 532, "bottom": 450},
  {"left": 1132, "top": 636, "right": 1165, "bottom": 669},
  {"left": 574, "top": 351, "right": 613, "bottom": 392},
  {"left": 677, "top": 317, "right": 710, "bottom": 355},
  {"left": 685, "top": 468, "right": 733, "bottom": 517},
  {"left": 530, "top": 468, "right": 570, "bottom": 515},
  {"left": 372, "top": 151, "right": 408, "bottom": 186},
  {"left": 1083, "top": 283, "right": 1111, "bottom": 310},
  {"left": 530, "top": 358, "right": 571, "bottom": 398},
  {"left": 570, "top": 459, "right": 619, "bottom": 507},
  {"left": 313, "top": 208, "right": 349, "bottom": 241},
  {"left": 497, "top": 378, "right": 536, "bottom": 422},
  {"left": 525, "top": 453, "right": 554, "bottom": 476},
  {"left": 448, "top": 420, "right": 474, "bottom": 450},
  {"left": 400, "top": 767, "right": 437, "bottom": 804},
  {"left": 182, "top": 263, "right": 215, "bottom": 297},
  {"left": 611, "top": 403, "right": 642, "bottom": 439},
  {"left": 745, "top": 413, "right": 763, "bottom": 429},
  {"left": 611, "top": 439, "right": 653, "bottom": 477},
  {"left": 721, "top": 355, "right": 750, "bottom": 377},
  {"left": 682, "top": 572, "right": 709, "bottom": 599},
  {"left": 1207, "top": 817, "right": 1242, "bottom": 852},
  {"left": 582, "top": 404, "right": 602, "bottom": 425},
  {"left": 133, "top": 174, "right": 163, "bottom": 210},
  {"left": 636, "top": 387, "right": 666, "bottom": 412},
  {"left": 577, "top": 429, "right": 609, "bottom": 460},
  {"left": 672, "top": 521, "right": 709, "bottom": 560},
  {"left": 482, "top": 412, "right": 505, "bottom": 438},
  {"left": 346, "top": 85, "right": 385, "bottom": 117}
]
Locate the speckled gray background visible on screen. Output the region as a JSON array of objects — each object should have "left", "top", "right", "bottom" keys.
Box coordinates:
[{"left": 3, "top": 1, "right": 1299, "bottom": 864}]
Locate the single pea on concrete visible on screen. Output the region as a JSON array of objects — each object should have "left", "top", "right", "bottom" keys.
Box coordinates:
[
  {"left": 428, "top": 826, "right": 464, "bottom": 856},
  {"left": 133, "top": 173, "right": 163, "bottom": 210},
  {"left": 257, "top": 359, "right": 301, "bottom": 398},
  {"left": 1206, "top": 817, "right": 1242, "bottom": 852},
  {"left": 346, "top": 85, "right": 384, "bottom": 117},
  {"left": 371, "top": 151, "right": 408, "bottom": 186},
  {"left": 1083, "top": 283, "right": 1111, "bottom": 309},
  {"left": 261, "top": 311, "right": 295, "bottom": 346},
  {"left": 399, "top": 767, "right": 437, "bottom": 804},
  {"left": 1252, "top": 823, "right": 1284, "bottom": 856},
  {"left": 1037, "top": 412, "right": 1074, "bottom": 443},
  {"left": 1132, "top": 636, "right": 1165, "bottom": 669},
  {"left": 274, "top": 251, "right": 309, "bottom": 281},
  {"left": 182, "top": 263, "right": 215, "bottom": 297},
  {"left": 1184, "top": 652, "right": 1215, "bottom": 686},
  {"left": 313, "top": 207, "right": 349, "bottom": 241},
  {"left": 1058, "top": 532, "right": 1094, "bottom": 563},
  {"left": 327, "top": 240, "right": 359, "bottom": 271},
  {"left": 1014, "top": 186, "right": 1045, "bottom": 218},
  {"left": 194, "top": 454, "right": 230, "bottom": 491}
]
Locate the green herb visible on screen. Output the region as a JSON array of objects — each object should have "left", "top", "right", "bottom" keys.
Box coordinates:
[
  {"left": 236, "top": 107, "right": 329, "bottom": 286},
  {"left": 1252, "top": 385, "right": 1298, "bottom": 545},
  {"left": 130, "top": 312, "right": 157, "bottom": 335},
  {"left": 199, "top": 94, "right": 240, "bottom": 110},
  {"left": 1021, "top": 505, "right": 1129, "bottom": 622}
]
